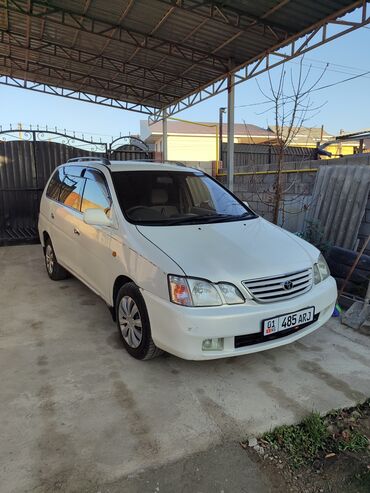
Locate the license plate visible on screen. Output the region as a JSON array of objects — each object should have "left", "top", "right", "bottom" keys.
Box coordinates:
[{"left": 263, "top": 307, "right": 315, "bottom": 336}]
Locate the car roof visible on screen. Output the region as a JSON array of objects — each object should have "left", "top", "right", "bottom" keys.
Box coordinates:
[
  {"left": 64, "top": 159, "right": 200, "bottom": 174},
  {"left": 109, "top": 161, "right": 198, "bottom": 173}
]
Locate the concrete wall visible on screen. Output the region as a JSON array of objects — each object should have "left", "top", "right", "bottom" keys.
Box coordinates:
[
  {"left": 148, "top": 134, "right": 277, "bottom": 162},
  {"left": 167, "top": 135, "right": 217, "bottom": 161},
  {"left": 179, "top": 161, "right": 213, "bottom": 175},
  {"left": 218, "top": 153, "right": 370, "bottom": 236}
]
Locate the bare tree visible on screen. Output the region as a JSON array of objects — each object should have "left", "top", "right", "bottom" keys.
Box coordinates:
[{"left": 255, "top": 58, "right": 327, "bottom": 224}]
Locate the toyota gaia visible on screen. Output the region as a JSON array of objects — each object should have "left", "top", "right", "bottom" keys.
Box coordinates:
[{"left": 38, "top": 158, "right": 337, "bottom": 360}]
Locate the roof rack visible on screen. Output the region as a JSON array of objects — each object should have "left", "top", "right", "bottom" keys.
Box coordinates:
[
  {"left": 128, "top": 159, "right": 187, "bottom": 167},
  {"left": 67, "top": 156, "right": 111, "bottom": 166}
]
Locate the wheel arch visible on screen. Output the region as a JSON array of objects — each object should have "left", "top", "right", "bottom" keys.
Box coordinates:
[
  {"left": 110, "top": 275, "right": 135, "bottom": 321},
  {"left": 42, "top": 231, "right": 51, "bottom": 252}
]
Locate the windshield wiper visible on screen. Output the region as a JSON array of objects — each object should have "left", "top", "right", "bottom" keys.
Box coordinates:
[
  {"left": 236, "top": 211, "right": 255, "bottom": 219},
  {"left": 164, "top": 214, "right": 220, "bottom": 225},
  {"left": 165, "top": 212, "right": 253, "bottom": 226},
  {"left": 203, "top": 212, "right": 254, "bottom": 223}
]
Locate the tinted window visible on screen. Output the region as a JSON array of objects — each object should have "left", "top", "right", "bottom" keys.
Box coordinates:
[
  {"left": 111, "top": 170, "right": 255, "bottom": 225},
  {"left": 64, "top": 165, "right": 85, "bottom": 178},
  {"left": 46, "top": 168, "right": 64, "bottom": 201},
  {"left": 81, "top": 170, "right": 111, "bottom": 214},
  {"left": 59, "top": 175, "right": 85, "bottom": 211}
]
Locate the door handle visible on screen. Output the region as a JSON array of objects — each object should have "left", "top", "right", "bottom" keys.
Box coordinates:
[
  {"left": 50, "top": 212, "right": 55, "bottom": 219},
  {"left": 73, "top": 228, "right": 80, "bottom": 236}
]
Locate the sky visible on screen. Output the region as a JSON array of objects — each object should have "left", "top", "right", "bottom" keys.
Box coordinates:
[{"left": 0, "top": 16, "right": 369, "bottom": 141}]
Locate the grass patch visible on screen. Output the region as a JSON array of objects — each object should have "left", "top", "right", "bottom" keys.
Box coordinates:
[
  {"left": 263, "top": 412, "right": 329, "bottom": 468},
  {"left": 262, "top": 401, "right": 369, "bottom": 468},
  {"left": 337, "top": 430, "right": 369, "bottom": 452}
]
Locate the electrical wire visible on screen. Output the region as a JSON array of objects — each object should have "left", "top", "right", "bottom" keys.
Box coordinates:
[
  {"left": 290, "top": 59, "right": 370, "bottom": 79},
  {"left": 235, "top": 68, "right": 370, "bottom": 109},
  {"left": 303, "top": 57, "right": 369, "bottom": 73},
  {"left": 310, "top": 70, "right": 370, "bottom": 93}
]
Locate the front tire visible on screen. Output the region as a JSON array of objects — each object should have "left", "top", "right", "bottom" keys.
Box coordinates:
[
  {"left": 115, "top": 282, "right": 163, "bottom": 360},
  {"left": 44, "top": 239, "right": 68, "bottom": 281}
]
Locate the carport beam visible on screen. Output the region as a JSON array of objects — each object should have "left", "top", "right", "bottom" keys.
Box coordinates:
[
  {"left": 227, "top": 74, "right": 235, "bottom": 192},
  {"left": 163, "top": 109, "right": 168, "bottom": 161}
]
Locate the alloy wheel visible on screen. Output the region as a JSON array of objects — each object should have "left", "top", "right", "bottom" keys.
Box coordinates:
[
  {"left": 45, "top": 244, "right": 54, "bottom": 274},
  {"left": 118, "top": 296, "right": 143, "bottom": 348}
]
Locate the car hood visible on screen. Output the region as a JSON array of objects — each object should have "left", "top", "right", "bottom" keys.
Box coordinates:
[{"left": 136, "top": 217, "right": 319, "bottom": 282}]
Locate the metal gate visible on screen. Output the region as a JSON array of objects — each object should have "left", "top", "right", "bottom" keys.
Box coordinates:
[{"left": 0, "top": 128, "right": 152, "bottom": 245}]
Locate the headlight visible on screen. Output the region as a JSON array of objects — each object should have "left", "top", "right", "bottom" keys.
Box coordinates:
[
  {"left": 313, "top": 254, "right": 330, "bottom": 284},
  {"left": 218, "top": 283, "right": 245, "bottom": 304},
  {"left": 188, "top": 278, "right": 222, "bottom": 306},
  {"left": 168, "top": 276, "right": 244, "bottom": 306}
]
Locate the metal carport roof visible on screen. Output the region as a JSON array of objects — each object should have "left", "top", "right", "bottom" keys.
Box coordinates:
[{"left": 0, "top": 0, "right": 369, "bottom": 119}]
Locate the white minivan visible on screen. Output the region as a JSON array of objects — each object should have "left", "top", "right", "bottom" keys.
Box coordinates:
[{"left": 38, "top": 158, "right": 337, "bottom": 360}]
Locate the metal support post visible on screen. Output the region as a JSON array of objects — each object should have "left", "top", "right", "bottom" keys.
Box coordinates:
[
  {"left": 162, "top": 109, "right": 168, "bottom": 161},
  {"left": 219, "top": 107, "right": 226, "bottom": 169},
  {"left": 227, "top": 74, "right": 235, "bottom": 192}
]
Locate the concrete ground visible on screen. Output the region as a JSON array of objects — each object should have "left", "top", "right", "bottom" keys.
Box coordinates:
[{"left": 0, "top": 245, "right": 369, "bottom": 493}]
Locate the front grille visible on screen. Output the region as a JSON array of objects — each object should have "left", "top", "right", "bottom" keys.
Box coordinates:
[
  {"left": 234, "top": 313, "right": 319, "bottom": 348},
  {"left": 242, "top": 268, "right": 313, "bottom": 303}
]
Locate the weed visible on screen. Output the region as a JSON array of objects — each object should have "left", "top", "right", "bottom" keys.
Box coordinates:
[
  {"left": 337, "top": 430, "right": 369, "bottom": 452},
  {"left": 262, "top": 408, "right": 368, "bottom": 468},
  {"left": 263, "top": 412, "right": 329, "bottom": 468}
]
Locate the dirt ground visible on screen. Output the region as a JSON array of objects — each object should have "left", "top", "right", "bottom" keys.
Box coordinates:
[{"left": 247, "top": 400, "right": 370, "bottom": 493}]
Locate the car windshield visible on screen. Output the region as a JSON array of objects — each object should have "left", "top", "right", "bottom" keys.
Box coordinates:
[{"left": 111, "top": 170, "right": 256, "bottom": 226}]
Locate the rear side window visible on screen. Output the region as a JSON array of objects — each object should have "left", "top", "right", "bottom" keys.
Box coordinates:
[
  {"left": 59, "top": 175, "right": 85, "bottom": 211},
  {"left": 46, "top": 168, "right": 64, "bottom": 201},
  {"left": 81, "top": 170, "right": 111, "bottom": 214},
  {"left": 64, "top": 165, "right": 85, "bottom": 178}
]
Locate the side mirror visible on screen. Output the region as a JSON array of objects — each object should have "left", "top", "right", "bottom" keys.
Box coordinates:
[{"left": 83, "top": 208, "right": 113, "bottom": 227}]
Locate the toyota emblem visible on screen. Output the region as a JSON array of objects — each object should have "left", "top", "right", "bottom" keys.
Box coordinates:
[{"left": 283, "top": 280, "right": 293, "bottom": 290}]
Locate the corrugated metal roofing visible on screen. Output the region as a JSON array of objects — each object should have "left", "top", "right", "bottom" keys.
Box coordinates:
[
  {"left": 0, "top": 0, "right": 363, "bottom": 111},
  {"left": 146, "top": 120, "right": 275, "bottom": 137},
  {"left": 269, "top": 126, "right": 334, "bottom": 144}
]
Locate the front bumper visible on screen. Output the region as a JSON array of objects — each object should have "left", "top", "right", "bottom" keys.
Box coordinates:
[{"left": 143, "top": 276, "right": 337, "bottom": 360}]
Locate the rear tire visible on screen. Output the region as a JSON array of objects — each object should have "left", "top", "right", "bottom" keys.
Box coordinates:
[
  {"left": 336, "top": 277, "right": 367, "bottom": 297},
  {"left": 327, "top": 246, "right": 370, "bottom": 271},
  {"left": 115, "top": 282, "right": 163, "bottom": 360},
  {"left": 327, "top": 260, "right": 370, "bottom": 284},
  {"left": 44, "top": 239, "right": 69, "bottom": 281}
]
